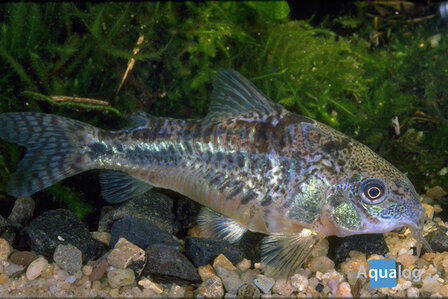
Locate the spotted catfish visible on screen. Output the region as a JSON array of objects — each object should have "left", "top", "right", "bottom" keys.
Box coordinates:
[{"left": 0, "top": 69, "right": 431, "bottom": 277}]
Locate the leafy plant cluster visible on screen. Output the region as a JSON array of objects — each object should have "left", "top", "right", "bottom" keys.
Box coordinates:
[{"left": 0, "top": 2, "right": 447, "bottom": 218}]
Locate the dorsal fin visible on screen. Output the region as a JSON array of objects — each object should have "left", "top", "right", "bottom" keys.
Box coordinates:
[
  {"left": 99, "top": 170, "right": 152, "bottom": 203},
  {"left": 204, "top": 69, "right": 287, "bottom": 125}
]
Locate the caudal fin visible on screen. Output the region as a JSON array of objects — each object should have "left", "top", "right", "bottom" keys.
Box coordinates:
[{"left": 0, "top": 112, "right": 97, "bottom": 197}]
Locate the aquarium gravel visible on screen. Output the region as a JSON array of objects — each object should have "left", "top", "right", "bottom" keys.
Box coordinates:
[{"left": 0, "top": 195, "right": 446, "bottom": 298}]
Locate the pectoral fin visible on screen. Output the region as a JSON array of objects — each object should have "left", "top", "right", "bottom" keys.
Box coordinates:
[
  {"left": 261, "top": 229, "right": 322, "bottom": 278},
  {"left": 197, "top": 207, "right": 248, "bottom": 243}
]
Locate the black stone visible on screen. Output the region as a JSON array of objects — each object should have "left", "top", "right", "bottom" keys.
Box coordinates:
[
  {"left": 426, "top": 224, "right": 448, "bottom": 252},
  {"left": 144, "top": 244, "right": 200, "bottom": 285},
  {"left": 328, "top": 234, "right": 389, "bottom": 265},
  {"left": 98, "top": 190, "right": 174, "bottom": 234},
  {"left": 185, "top": 237, "right": 245, "bottom": 267},
  {"left": 20, "top": 209, "right": 102, "bottom": 262},
  {"left": 236, "top": 231, "right": 264, "bottom": 263},
  {"left": 315, "top": 283, "right": 324, "bottom": 292},
  {"left": 109, "top": 217, "right": 179, "bottom": 250},
  {"left": 173, "top": 196, "right": 201, "bottom": 236}
]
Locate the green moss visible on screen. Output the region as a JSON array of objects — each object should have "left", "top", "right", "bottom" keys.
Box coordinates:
[{"left": 0, "top": 2, "right": 447, "bottom": 217}]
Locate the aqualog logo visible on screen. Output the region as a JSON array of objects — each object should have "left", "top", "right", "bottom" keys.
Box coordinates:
[{"left": 357, "top": 258, "right": 435, "bottom": 288}]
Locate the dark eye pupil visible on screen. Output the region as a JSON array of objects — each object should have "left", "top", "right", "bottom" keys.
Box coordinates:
[{"left": 367, "top": 186, "right": 381, "bottom": 199}]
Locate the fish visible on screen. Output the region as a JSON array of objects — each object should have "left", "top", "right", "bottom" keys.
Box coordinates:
[{"left": 0, "top": 69, "right": 431, "bottom": 277}]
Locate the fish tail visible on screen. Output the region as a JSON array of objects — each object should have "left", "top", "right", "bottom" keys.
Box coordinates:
[{"left": 0, "top": 112, "right": 98, "bottom": 197}]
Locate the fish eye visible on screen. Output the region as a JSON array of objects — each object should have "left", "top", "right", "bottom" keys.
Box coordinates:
[{"left": 359, "top": 178, "right": 386, "bottom": 204}]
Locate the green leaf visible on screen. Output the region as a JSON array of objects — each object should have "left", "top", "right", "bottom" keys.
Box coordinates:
[{"left": 244, "top": 1, "right": 290, "bottom": 20}]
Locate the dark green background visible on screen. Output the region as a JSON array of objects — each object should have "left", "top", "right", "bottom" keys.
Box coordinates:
[{"left": 0, "top": 2, "right": 447, "bottom": 218}]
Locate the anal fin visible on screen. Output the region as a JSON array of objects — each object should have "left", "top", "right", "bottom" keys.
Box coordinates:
[
  {"left": 261, "top": 229, "right": 322, "bottom": 278},
  {"left": 99, "top": 171, "right": 152, "bottom": 203},
  {"left": 197, "top": 207, "right": 248, "bottom": 243}
]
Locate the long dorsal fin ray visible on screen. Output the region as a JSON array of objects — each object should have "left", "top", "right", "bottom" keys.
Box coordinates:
[
  {"left": 197, "top": 207, "right": 248, "bottom": 243},
  {"left": 99, "top": 170, "right": 152, "bottom": 203},
  {"left": 204, "top": 69, "right": 287, "bottom": 125},
  {"left": 261, "top": 229, "right": 322, "bottom": 278}
]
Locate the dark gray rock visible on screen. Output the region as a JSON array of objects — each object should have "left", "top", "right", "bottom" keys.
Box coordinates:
[
  {"left": 7, "top": 197, "right": 35, "bottom": 226},
  {"left": 20, "top": 209, "right": 102, "bottom": 262},
  {"left": 328, "top": 234, "right": 389, "bottom": 265},
  {"left": 173, "top": 196, "right": 201, "bottom": 235},
  {"left": 185, "top": 237, "right": 245, "bottom": 267},
  {"left": 109, "top": 218, "right": 179, "bottom": 250},
  {"left": 426, "top": 224, "right": 448, "bottom": 252},
  {"left": 98, "top": 190, "right": 174, "bottom": 234},
  {"left": 236, "top": 231, "right": 264, "bottom": 263},
  {"left": 0, "top": 215, "right": 8, "bottom": 235},
  {"left": 144, "top": 244, "right": 200, "bottom": 285},
  {"left": 0, "top": 215, "right": 14, "bottom": 244}
]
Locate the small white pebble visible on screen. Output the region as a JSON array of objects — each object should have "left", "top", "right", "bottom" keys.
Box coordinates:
[
  {"left": 290, "top": 274, "right": 309, "bottom": 292},
  {"left": 407, "top": 287, "right": 419, "bottom": 297},
  {"left": 66, "top": 275, "right": 76, "bottom": 283}
]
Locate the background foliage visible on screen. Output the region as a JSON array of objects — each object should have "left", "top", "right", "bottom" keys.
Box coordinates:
[{"left": 0, "top": 2, "right": 447, "bottom": 218}]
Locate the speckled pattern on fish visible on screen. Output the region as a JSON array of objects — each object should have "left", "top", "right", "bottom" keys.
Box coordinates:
[{"left": 0, "top": 69, "right": 431, "bottom": 277}]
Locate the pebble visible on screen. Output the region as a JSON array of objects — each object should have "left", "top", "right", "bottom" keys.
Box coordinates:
[
  {"left": 107, "top": 268, "right": 135, "bottom": 288},
  {"left": 396, "top": 253, "right": 416, "bottom": 266},
  {"left": 335, "top": 281, "right": 352, "bottom": 297},
  {"left": 144, "top": 244, "right": 200, "bottom": 285},
  {"left": 440, "top": 285, "right": 448, "bottom": 297},
  {"left": 270, "top": 278, "right": 293, "bottom": 296},
  {"left": 0, "top": 239, "right": 11, "bottom": 262},
  {"left": 26, "top": 256, "right": 48, "bottom": 280},
  {"left": 330, "top": 234, "right": 388, "bottom": 265},
  {"left": 0, "top": 274, "right": 7, "bottom": 284},
  {"left": 98, "top": 190, "right": 175, "bottom": 234},
  {"left": 422, "top": 203, "right": 434, "bottom": 220},
  {"left": 173, "top": 196, "right": 201, "bottom": 235},
  {"left": 215, "top": 266, "right": 243, "bottom": 294},
  {"left": 290, "top": 274, "right": 309, "bottom": 293},
  {"left": 110, "top": 218, "right": 179, "bottom": 250},
  {"left": 213, "top": 254, "right": 237, "bottom": 271},
  {"left": 237, "top": 283, "right": 261, "bottom": 298},
  {"left": 310, "top": 238, "right": 329, "bottom": 257},
  {"left": 185, "top": 237, "right": 245, "bottom": 267},
  {"left": 168, "top": 284, "right": 185, "bottom": 298},
  {"left": 253, "top": 275, "right": 275, "bottom": 294},
  {"left": 7, "top": 197, "right": 35, "bottom": 225},
  {"left": 138, "top": 278, "right": 164, "bottom": 294},
  {"left": 107, "top": 238, "right": 146, "bottom": 274},
  {"left": 198, "top": 264, "right": 216, "bottom": 281},
  {"left": 308, "top": 255, "right": 335, "bottom": 273},
  {"left": 426, "top": 186, "right": 447, "bottom": 200},
  {"left": 90, "top": 231, "right": 111, "bottom": 246},
  {"left": 340, "top": 251, "right": 368, "bottom": 275},
  {"left": 241, "top": 269, "right": 260, "bottom": 285},
  {"left": 53, "top": 244, "right": 83, "bottom": 274},
  {"left": 197, "top": 275, "right": 225, "bottom": 298},
  {"left": 21, "top": 209, "right": 102, "bottom": 261},
  {"left": 9, "top": 251, "right": 37, "bottom": 266},
  {"left": 406, "top": 286, "right": 419, "bottom": 297},
  {"left": 89, "top": 258, "right": 109, "bottom": 281},
  {"left": 421, "top": 275, "right": 440, "bottom": 293},
  {"left": 236, "top": 258, "right": 251, "bottom": 272},
  {"left": 82, "top": 265, "right": 93, "bottom": 276}
]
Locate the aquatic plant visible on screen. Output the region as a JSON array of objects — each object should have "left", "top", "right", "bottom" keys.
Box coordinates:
[{"left": 0, "top": 2, "right": 447, "bottom": 218}]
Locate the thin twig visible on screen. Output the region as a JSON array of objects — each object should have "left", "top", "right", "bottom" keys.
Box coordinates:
[
  {"left": 116, "top": 34, "right": 145, "bottom": 95},
  {"left": 50, "top": 96, "right": 110, "bottom": 106}
]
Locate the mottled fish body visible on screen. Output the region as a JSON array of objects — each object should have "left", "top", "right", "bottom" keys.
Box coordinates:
[{"left": 0, "top": 69, "right": 430, "bottom": 277}]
